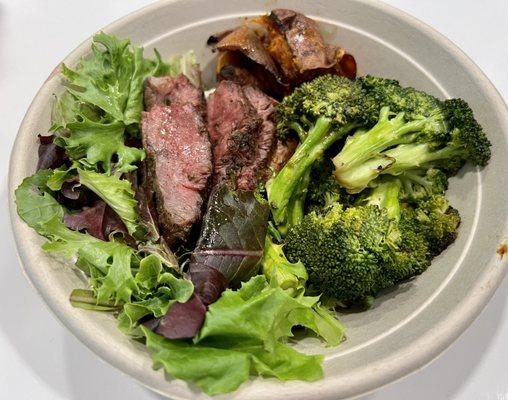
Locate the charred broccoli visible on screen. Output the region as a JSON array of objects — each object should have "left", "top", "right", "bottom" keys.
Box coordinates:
[{"left": 332, "top": 77, "right": 491, "bottom": 193}]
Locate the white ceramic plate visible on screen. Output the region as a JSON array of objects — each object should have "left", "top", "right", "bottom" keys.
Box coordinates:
[{"left": 8, "top": 0, "right": 508, "bottom": 399}]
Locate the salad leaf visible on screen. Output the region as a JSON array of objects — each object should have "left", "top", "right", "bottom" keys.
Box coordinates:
[
  {"left": 64, "top": 201, "right": 127, "bottom": 241},
  {"left": 191, "top": 186, "right": 270, "bottom": 286},
  {"left": 144, "top": 327, "right": 323, "bottom": 396},
  {"left": 197, "top": 275, "right": 340, "bottom": 349},
  {"left": 153, "top": 294, "right": 207, "bottom": 340},
  {"left": 70, "top": 289, "right": 122, "bottom": 311},
  {"left": 52, "top": 33, "right": 170, "bottom": 173},
  {"left": 37, "top": 135, "right": 67, "bottom": 171},
  {"left": 262, "top": 236, "right": 307, "bottom": 291},
  {"left": 261, "top": 236, "right": 345, "bottom": 347},
  {"left": 14, "top": 170, "right": 64, "bottom": 235},
  {"left": 77, "top": 169, "right": 141, "bottom": 237},
  {"left": 143, "top": 327, "right": 252, "bottom": 395},
  {"left": 61, "top": 32, "right": 168, "bottom": 125},
  {"left": 118, "top": 255, "right": 194, "bottom": 336},
  {"left": 187, "top": 263, "right": 228, "bottom": 306},
  {"left": 142, "top": 275, "right": 326, "bottom": 395},
  {"left": 37, "top": 215, "right": 138, "bottom": 304},
  {"left": 165, "top": 51, "right": 201, "bottom": 88},
  {"left": 58, "top": 119, "right": 145, "bottom": 174}
]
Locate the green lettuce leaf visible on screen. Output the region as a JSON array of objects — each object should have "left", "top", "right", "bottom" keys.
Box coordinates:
[
  {"left": 261, "top": 236, "right": 345, "bottom": 346},
  {"left": 14, "top": 170, "right": 64, "bottom": 235},
  {"left": 142, "top": 275, "right": 329, "bottom": 395},
  {"left": 52, "top": 32, "right": 170, "bottom": 173},
  {"left": 118, "top": 255, "right": 194, "bottom": 336},
  {"left": 37, "top": 215, "right": 138, "bottom": 304},
  {"left": 59, "top": 119, "right": 145, "bottom": 174},
  {"left": 61, "top": 32, "right": 168, "bottom": 125},
  {"left": 143, "top": 328, "right": 322, "bottom": 396},
  {"left": 262, "top": 236, "right": 307, "bottom": 291},
  {"left": 69, "top": 289, "right": 122, "bottom": 311},
  {"left": 77, "top": 168, "right": 141, "bottom": 237}
]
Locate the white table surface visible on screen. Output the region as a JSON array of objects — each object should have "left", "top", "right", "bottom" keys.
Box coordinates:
[{"left": 1, "top": 1, "right": 507, "bottom": 399}]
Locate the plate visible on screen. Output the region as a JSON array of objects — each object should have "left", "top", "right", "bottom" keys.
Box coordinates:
[{"left": 8, "top": 0, "right": 508, "bottom": 399}]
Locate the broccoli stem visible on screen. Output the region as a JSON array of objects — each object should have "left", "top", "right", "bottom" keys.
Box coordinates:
[
  {"left": 365, "top": 178, "right": 403, "bottom": 247},
  {"left": 365, "top": 179, "right": 402, "bottom": 221},
  {"left": 285, "top": 122, "right": 312, "bottom": 231},
  {"left": 286, "top": 168, "right": 312, "bottom": 228},
  {"left": 268, "top": 117, "right": 357, "bottom": 226},
  {"left": 332, "top": 109, "right": 430, "bottom": 193},
  {"left": 332, "top": 108, "right": 426, "bottom": 177},
  {"left": 381, "top": 143, "right": 461, "bottom": 175}
]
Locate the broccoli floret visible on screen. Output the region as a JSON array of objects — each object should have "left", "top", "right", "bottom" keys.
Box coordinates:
[
  {"left": 332, "top": 78, "right": 491, "bottom": 193},
  {"left": 306, "top": 158, "right": 354, "bottom": 213},
  {"left": 414, "top": 195, "right": 461, "bottom": 256},
  {"left": 284, "top": 177, "right": 460, "bottom": 302},
  {"left": 285, "top": 203, "right": 391, "bottom": 301},
  {"left": 399, "top": 168, "right": 449, "bottom": 203},
  {"left": 268, "top": 75, "right": 371, "bottom": 227},
  {"left": 359, "top": 75, "right": 447, "bottom": 137},
  {"left": 276, "top": 75, "right": 374, "bottom": 138}
]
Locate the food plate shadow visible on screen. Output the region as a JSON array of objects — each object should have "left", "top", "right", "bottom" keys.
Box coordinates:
[
  {"left": 363, "top": 277, "right": 508, "bottom": 400},
  {"left": 63, "top": 334, "right": 164, "bottom": 400},
  {"left": 0, "top": 184, "right": 70, "bottom": 398}
]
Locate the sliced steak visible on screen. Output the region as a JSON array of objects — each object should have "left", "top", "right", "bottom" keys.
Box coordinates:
[
  {"left": 207, "top": 81, "right": 278, "bottom": 190},
  {"left": 144, "top": 74, "right": 205, "bottom": 115},
  {"left": 242, "top": 85, "right": 278, "bottom": 187},
  {"left": 141, "top": 104, "right": 212, "bottom": 246},
  {"left": 207, "top": 81, "right": 262, "bottom": 190}
]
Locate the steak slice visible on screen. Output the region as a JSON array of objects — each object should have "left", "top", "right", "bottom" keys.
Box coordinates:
[
  {"left": 207, "top": 81, "right": 278, "bottom": 190},
  {"left": 207, "top": 80, "right": 262, "bottom": 190},
  {"left": 144, "top": 74, "right": 205, "bottom": 115},
  {"left": 241, "top": 85, "right": 278, "bottom": 188},
  {"left": 141, "top": 104, "right": 212, "bottom": 246}
]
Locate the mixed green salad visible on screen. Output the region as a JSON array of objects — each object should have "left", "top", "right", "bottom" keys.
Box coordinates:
[{"left": 14, "top": 28, "right": 490, "bottom": 396}]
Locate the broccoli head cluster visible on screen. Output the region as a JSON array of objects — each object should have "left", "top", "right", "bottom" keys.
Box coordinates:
[{"left": 268, "top": 74, "right": 490, "bottom": 304}]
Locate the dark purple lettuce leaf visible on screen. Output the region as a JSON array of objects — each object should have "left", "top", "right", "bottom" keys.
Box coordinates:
[
  {"left": 64, "top": 200, "right": 127, "bottom": 241},
  {"left": 64, "top": 201, "right": 107, "bottom": 240},
  {"left": 154, "top": 294, "right": 207, "bottom": 339},
  {"left": 147, "top": 187, "right": 268, "bottom": 340},
  {"left": 59, "top": 178, "right": 97, "bottom": 209},
  {"left": 37, "top": 134, "right": 68, "bottom": 171},
  {"left": 188, "top": 263, "right": 228, "bottom": 306},
  {"left": 190, "top": 186, "right": 269, "bottom": 286},
  {"left": 103, "top": 203, "right": 128, "bottom": 238}
]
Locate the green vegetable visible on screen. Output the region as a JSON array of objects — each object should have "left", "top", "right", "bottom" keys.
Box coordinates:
[
  {"left": 268, "top": 75, "right": 369, "bottom": 228},
  {"left": 70, "top": 289, "right": 122, "bottom": 311},
  {"left": 51, "top": 33, "right": 172, "bottom": 174},
  {"left": 57, "top": 119, "right": 145, "bottom": 174},
  {"left": 118, "top": 255, "right": 194, "bottom": 336},
  {"left": 60, "top": 32, "right": 168, "bottom": 126},
  {"left": 16, "top": 172, "right": 143, "bottom": 304},
  {"left": 77, "top": 168, "right": 141, "bottom": 237},
  {"left": 14, "top": 170, "right": 64, "bottom": 235},
  {"left": 261, "top": 236, "right": 345, "bottom": 346},
  {"left": 261, "top": 236, "right": 307, "bottom": 291},
  {"left": 332, "top": 77, "right": 491, "bottom": 193},
  {"left": 142, "top": 275, "right": 328, "bottom": 395},
  {"left": 284, "top": 177, "right": 460, "bottom": 303}
]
